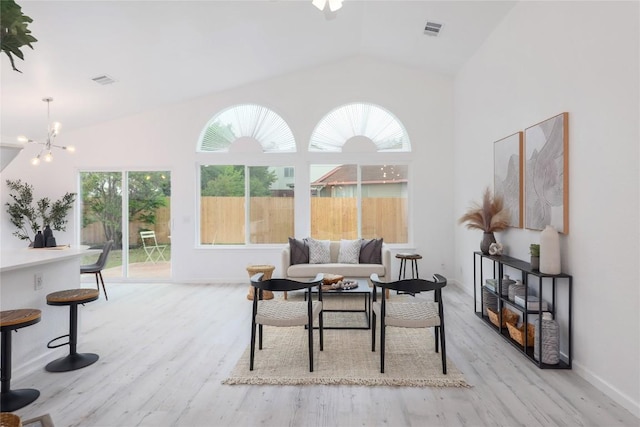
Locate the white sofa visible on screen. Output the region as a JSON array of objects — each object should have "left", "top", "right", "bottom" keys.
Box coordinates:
[{"left": 281, "top": 241, "right": 391, "bottom": 281}]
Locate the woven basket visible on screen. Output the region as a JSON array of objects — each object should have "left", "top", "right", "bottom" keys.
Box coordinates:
[
  {"left": 0, "top": 413, "right": 22, "bottom": 427},
  {"left": 507, "top": 322, "right": 535, "bottom": 347},
  {"left": 487, "top": 307, "right": 519, "bottom": 327}
]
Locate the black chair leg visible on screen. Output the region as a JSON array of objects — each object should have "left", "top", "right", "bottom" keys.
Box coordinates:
[
  {"left": 258, "top": 324, "right": 263, "bottom": 350},
  {"left": 308, "top": 317, "right": 314, "bottom": 372},
  {"left": 97, "top": 272, "right": 108, "bottom": 301},
  {"left": 380, "top": 321, "right": 386, "bottom": 373},
  {"left": 319, "top": 311, "right": 324, "bottom": 351},
  {"left": 435, "top": 326, "right": 440, "bottom": 353},
  {"left": 249, "top": 321, "right": 256, "bottom": 371},
  {"left": 371, "top": 311, "right": 376, "bottom": 351},
  {"left": 440, "top": 323, "right": 447, "bottom": 375}
]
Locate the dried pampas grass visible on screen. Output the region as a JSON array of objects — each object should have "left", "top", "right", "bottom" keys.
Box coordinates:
[{"left": 459, "top": 187, "right": 510, "bottom": 232}]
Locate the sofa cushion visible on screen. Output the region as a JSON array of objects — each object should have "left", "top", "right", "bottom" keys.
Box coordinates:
[
  {"left": 308, "top": 238, "right": 331, "bottom": 264},
  {"left": 338, "top": 239, "right": 361, "bottom": 264},
  {"left": 288, "top": 237, "right": 309, "bottom": 265},
  {"left": 360, "top": 238, "right": 383, "bottom": 264},
  {"left": 287, "top": 263, "right": 386, "bottom": 279}
]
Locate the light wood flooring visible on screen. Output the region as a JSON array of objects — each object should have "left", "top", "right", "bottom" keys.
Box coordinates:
[{"left": 11, "top": 280, "right": 639, "bottom": 427}]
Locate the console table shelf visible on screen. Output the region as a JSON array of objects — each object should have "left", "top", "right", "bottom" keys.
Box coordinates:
[{"left": 473, "top": 251, "right": 572, "bottom": 369}]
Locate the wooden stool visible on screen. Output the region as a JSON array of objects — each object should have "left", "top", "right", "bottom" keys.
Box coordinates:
[
  {"left": 395, "top": 253, "right": 422, "bottom": 296},
  {"left": 1, "top": 309, "right": 41, "bottom": 412},
  {"left": 45, "top": 289, "right": 99, "bottom": 372},
  {"left": 0, "top": 413, "right": 22, "bottom": 427},
  {"left": 396, "top": 253, "right": 422, "bottom": 280},
  {"left": 246, "top": 265, "right": 275, "bottom": 301}
]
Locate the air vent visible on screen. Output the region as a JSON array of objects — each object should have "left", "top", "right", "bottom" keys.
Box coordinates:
[
  {"left": 91, "top": 75, "right": 116, "bottom": 85},
  {"left": 424, "top": 21, "right": 443, "bottom": 37}
]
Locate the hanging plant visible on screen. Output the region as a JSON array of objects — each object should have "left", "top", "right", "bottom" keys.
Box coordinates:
[
  {"left": 1, "top": 0, "right": 37, "bottom": 73},
  {"left": 5, "top": 179, "right": 76, "bottom": 243}
]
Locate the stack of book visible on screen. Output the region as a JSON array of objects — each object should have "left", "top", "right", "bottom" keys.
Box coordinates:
[
  {"left": 484, "top": 278, "right": 497, "bottom": 292},
  {"left": 514, "top": 295, "right": 548, "bottom": 311}
]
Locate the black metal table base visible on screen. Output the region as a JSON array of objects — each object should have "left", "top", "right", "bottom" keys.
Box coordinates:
[
  {"left": 45, "top": 352, "right": 99, "bottom": 372},
  {"left": 306, "top": 289, "right": 371, "bottom": 330},
  {"left": 0, "top": 388, "right": 40, "bottom": 412}
]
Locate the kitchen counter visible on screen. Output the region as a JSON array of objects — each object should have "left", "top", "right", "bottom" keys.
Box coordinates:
[
  {"left": 0, "top": 245, "right": 93, "bottom": 272},
  {"left": 1, "top": 244, "right": 100, "bottom": 377}
]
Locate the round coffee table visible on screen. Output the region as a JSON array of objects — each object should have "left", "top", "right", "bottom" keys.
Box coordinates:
[{"left": 246, "top": 264, "right": 275, "bottom": 300}]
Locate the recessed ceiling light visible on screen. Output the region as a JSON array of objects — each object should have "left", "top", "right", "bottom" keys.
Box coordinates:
[
  {"left": 91, "top": 75, "right": 117, "bottom": 85},
  {"left": 424, "top": 21, "right": 443, "bottom": 37}
]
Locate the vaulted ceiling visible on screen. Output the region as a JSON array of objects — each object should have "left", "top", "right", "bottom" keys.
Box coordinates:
[{"left": 0, "top": 0, "right": 516, "bottom": 142}]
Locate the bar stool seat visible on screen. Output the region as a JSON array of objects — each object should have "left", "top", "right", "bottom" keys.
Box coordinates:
[
  {"left": 1, "top": 308, "right": 41, "bottom": 412},
  {"left": 45, "top": 289, "right": 99, "bottom": 372}
]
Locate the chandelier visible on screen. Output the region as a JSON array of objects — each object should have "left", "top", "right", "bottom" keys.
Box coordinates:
[
  {"left": 312, "top": 0, "right": 343, "bottom": 12},
  {"left": 18, "top": 97, "right": 75, "bottom": 165}
]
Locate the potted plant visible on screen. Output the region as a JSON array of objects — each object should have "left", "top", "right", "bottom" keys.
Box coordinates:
[
  {"left": 5, "top": 179, "right": 76, "bottom": 244},
  {"left": 458, "top": 187, "right": 510, "bottom": 254},
  {"left": 529, "top": 243, "right": 540, "bottom": 270}
]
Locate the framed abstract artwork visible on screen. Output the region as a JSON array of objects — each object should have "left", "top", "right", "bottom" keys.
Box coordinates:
[
  {"left": 524, "top": 112, "right": 569, "bottom": 233},
  {"left": 494, "top": 132, "right": 523, "bottom": 228}
]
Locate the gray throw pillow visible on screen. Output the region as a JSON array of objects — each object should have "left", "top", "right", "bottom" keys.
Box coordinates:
[
  {"left": 308, "top": 238, "right": 331, "bottom": 264},
  {"left": 360, "top": 238, "right": 383, "bottom": 264},
  {"left": 289, "top": 237, "right": 309, "bottom": 265}
]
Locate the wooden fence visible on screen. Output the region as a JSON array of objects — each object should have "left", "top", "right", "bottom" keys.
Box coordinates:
[{"left": 82, "top": 197, "right": 407, "bottom": 245}]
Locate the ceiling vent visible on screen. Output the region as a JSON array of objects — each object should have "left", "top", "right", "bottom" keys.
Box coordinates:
[
  {"left": 91, "top": 75, "right": 116, "bottom": 85},
  {"left": 424, "top": 21, "right": 443, "bottom": 37}
]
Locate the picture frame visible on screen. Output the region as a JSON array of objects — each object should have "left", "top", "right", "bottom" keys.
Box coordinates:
[
  {"left": 494, "top": 132, "right": 523, "bottom": 228},
  {"left": 524, "top": 112, "right": 569, "bottom": 233}
]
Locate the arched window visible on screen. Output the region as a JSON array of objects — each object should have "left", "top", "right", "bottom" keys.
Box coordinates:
[
  {"left": 198, "top": 104, "right": 296, "bottom": 153},
  {"left": 309, "top": 103, "right": 410, "bottom": 152}
]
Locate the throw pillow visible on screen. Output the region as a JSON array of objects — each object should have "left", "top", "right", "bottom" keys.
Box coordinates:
[
  {"left": 360, "top": 238, "right": 383, "bottom": 264},
  {"left": 338, "top": 239, "right": 361, "bottom": 264},
  {"left": 288, "top": 237, "right": 309, "bottom": 265},
  {"left": 308, "top": 238, "right": 331, "bottom": 264}
]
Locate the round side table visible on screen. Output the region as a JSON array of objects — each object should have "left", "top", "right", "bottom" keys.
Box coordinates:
[
  {"left": 246, "top": 264, "right": 275, "bottom": 300},
  {"left": 395, "top": 253, "right": 422, "bottom": 280}
]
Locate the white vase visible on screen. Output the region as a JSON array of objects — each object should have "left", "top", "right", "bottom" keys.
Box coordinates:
[{"left": 540, "top": 225, "right": 561, "bottom": 274}]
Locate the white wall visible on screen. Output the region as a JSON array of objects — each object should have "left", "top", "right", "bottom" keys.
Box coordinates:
[
  {"left": 1, "top": 56, "right": 455, "bottom": 283},
  {"left": 453, "top": 1, "right": 639, "bottom": 417}
]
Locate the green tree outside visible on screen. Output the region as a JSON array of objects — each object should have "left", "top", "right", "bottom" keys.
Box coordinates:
[{"left": 81, "top": 171, "right": 169, "bottom": 248}]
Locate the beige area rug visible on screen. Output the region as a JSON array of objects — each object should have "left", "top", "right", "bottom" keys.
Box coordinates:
[{"left": 224, "top": 293, "right": 469, "bottom": 387}]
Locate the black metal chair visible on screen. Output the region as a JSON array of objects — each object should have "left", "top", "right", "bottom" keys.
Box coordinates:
[
  {"left": 80, "top": 240, "right": 113, "bottom": 300},
  {"left": 249, "top": 273, "right": 324, "bottom": 372},
  {"left": 370, "top": 273, "right": 448, "bottom": 374}
]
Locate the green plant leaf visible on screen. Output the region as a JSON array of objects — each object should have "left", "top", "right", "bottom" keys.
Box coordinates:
[{"left": 0, "top": 0, "right": 38, "bottom": 72}]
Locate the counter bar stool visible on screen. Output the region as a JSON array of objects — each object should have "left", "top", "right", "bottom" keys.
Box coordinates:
[
  {"left": 1, "top": 309, "right": 41, "bottom": 411},
  {"left": 45, "top": 289, "right": 99, "bottom": 372}
]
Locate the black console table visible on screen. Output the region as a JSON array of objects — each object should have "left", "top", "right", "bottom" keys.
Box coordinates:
[{"left": 473, "top": 251, "right": 572, "bottom": 369}]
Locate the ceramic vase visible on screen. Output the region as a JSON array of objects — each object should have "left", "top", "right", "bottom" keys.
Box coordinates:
[
  {"left": 33, "top": 230, "right": 44, "bottom": 248},
  {"left": 530, "top": 256, "right": 540, "bottom": 271},
  {"left": 540, "top": 225, "right": 561, "bottom": 274},
  {"left": 480, "top": 232, "right": 496, "bottom": 255}
]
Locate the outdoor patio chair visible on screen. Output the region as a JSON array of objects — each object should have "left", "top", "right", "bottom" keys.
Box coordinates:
[
  {"left": 370, "top": 273, "right": 448, "bottom": 374},
  {"left": 249, "top": 273, "right": 324, "bottom": 372},
  {"left": 80, "top": 240, "right": 114, "bottom": 300},
  {"left": 140, "top": 231, "right": 167, "bottom": 263}
]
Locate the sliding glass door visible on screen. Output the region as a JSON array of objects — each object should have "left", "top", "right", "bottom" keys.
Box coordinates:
[
  {"left": 127, "top": 171, "right": 171, "bottom": 278},
  {"left": 80, "top": 170, "right": 171, "bottom": 280}
]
